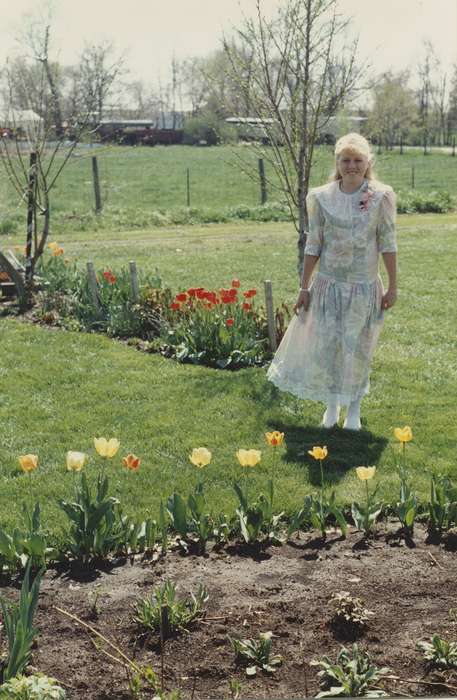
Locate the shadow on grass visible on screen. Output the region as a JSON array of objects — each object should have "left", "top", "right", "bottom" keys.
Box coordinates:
[{"left": 268, "top": 420, "right": 389, "bottom": 488}]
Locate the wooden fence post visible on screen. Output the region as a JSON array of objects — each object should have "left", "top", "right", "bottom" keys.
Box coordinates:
[
  {"left": 86, "top": 261, "right": 103, "bottom": 318},
  {"left": 129, "top": 260, "right": 139, "bottom": 301},
  {"left": 91, "top": 156, "right": 102, "bottom": 213},
  {"left": 258, "top": 158, "right": 267, "bottom": 204},
  {"left": 25, "top": 151, "right": 37, "bottom": 285},
  {"left": 264, "top": 280, "right": 277, "bottom": 352}
]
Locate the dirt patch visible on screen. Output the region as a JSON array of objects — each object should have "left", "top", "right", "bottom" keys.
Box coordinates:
[{"left": 2, "top": 523, "right": 457, "bottom": 699}]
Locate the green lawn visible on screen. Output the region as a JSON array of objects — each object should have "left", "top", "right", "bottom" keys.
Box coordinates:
[
  {"left": 1, "top": 213, "right": 456, "bottom": 537},
  {"left": 0, "top": 145, "right": 456, "bottom": 235}
]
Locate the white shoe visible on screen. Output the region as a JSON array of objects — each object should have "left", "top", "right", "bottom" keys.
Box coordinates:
[
  {"left": 322, "top": 405, "right": 340, "bottom": 428},
  {"left": 343, "top": 415, "right": 361, "bottom": 431},
  {"left": 343, "top": 398, "right": 362, "bottom": 431}
]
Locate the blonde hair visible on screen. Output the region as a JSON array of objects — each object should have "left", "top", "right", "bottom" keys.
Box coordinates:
[{"left": 330, "top": 132, "right": 376, "bottom": 181}]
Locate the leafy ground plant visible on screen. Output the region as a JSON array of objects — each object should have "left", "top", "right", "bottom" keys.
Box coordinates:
[
  {"left": 428, "top": 473, "right": 457, "bottom": 536},
  {"left": 330, "top": 591, "right": 374, "bottom": 639},
  {"left": 0, "top": 562, "right": 44, "bottom": 683},
  {"left": 351, "top": 468, "right": 383, "bottom": 538},
  {"left": 58, "top": 473, "right": 121, "bottom": 563},
  {"left": 0, "top": 673, "right": 66, "bottom": 699},
  {"left": 0, "top": 502, "right": 55, "bottom": 574},
  {"left": 167, "top": 482, "right": 213, "bottom": 554},
  {"left": 233, "top": 478, "right": 283, "bottom": 545},
  {"left": 228, "top": 631, "right": 282, "bottom": 676},
  {"left": 395, "top": 466, "right": 418, "bottom": 536},
  {"left": 417, "top": 634, "right": 457, "bottom": 670},
  {"left": 311, "top": 643, "right": 390, "bottom": 697},
  {"left": 134, "top": 579, "right": 208, "bottom": 639}
]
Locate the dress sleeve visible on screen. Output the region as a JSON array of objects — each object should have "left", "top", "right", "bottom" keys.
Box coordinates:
[
  {"left": 377, "top": 188, "right": 397, "bottom": 253},
  {"left": 304, "top": 190, "right": 324, "bottom": 256}
]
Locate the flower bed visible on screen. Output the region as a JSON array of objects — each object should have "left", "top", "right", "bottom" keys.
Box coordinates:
[
  {"left": 2, "top": 427, "right": 457, "bottom": 697},
  {"left": 13, "top": 246, "right": 291, "bottom": 370}
]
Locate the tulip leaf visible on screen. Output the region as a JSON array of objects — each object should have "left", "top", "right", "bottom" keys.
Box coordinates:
[{"left": 167, "top": 493, "right": 188, "bottom": 538}]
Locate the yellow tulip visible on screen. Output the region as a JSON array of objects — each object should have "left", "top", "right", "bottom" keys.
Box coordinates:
[
  {"left": 189, "top": 447, "right": 212, "bottom": 469},
  {"left": 356, "top": 466, "right": 376, "bottom": 481},
  {"left": 47, "top": 241, "right": 59, "bottom": 251},
  {"left": 265, "top": 431, "right": 285, "bottom": 447},
  {"left": 236, "top": 449, "right": 262, "bottom": 467},
  {"left": 308, "top": 446, "right": 328, "bottom": 461},
  {"left": 94, "top": 437, "right": 120, "bottom": 458},
  {"left": 66, "top": 451, "right": 86, "bottom": 472},
  {"left": 394, "top": 426, "right": 413, "bottom": 443},
  {"left": 51, "top": 247, "right": 64, "bottom": 257},
  {"left": 18, "top": 454, "right": 38, "bottom": 473}
]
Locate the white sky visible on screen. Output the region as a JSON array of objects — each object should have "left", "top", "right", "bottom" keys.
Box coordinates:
[{"left": 0, "top": 0, "right": 456, "bottom": 89}]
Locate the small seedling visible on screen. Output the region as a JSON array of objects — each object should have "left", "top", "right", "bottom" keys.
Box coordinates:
[
  {"left": 417, "top": 634, "right": 457, "bottom": 670},
  {"left": 311, "top": 643, "right": 390, "bottom": 697},
  {"left": 228, "top": 631, "right": 282, "bottom": 676},
  {"left": 134, "top": 579, "right": 208, "bottom": 638},
  {"left": 330, "top": 591, "right": 374, "bottom": 638}
]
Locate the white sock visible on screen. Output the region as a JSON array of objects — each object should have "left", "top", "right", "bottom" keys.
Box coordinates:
[
  {"left": 322, "top": 400, "right": 340, "bottom": 428},
  {"left": 343, "top": 398, "right": 362, "bottom": 430}
]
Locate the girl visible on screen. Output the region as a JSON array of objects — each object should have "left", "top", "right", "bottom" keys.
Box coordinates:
[{"left": 266, "top": 133, "right": 397, "bottom": 430}]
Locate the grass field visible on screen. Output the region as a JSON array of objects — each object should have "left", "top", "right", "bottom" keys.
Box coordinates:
[
  {"left": 0, "top": 145, "right": 456, "bottom": 235},
  {"left": 1, "top": 212, "right": 456, "bottom": 539}
]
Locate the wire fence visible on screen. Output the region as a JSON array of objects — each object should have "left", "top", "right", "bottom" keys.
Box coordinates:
[{"left": 1, "top": 144, "right": 457, "bottom": 222}]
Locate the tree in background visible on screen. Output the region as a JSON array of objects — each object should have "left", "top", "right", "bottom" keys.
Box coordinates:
[
  {"left": 365, "top": 71, "right": 418, "bottom": 149},
  {"left": 77, "top": 40, "right": 126, "bottom": 123},
  {"left": 447, "top": 64, "right": 457, "bottom": 142},
  {"left": 0, "top": 22, "right": 94, "bottom": 303},
  {"left": 222, "top": 0, "right": 362, "bottom": 275}
]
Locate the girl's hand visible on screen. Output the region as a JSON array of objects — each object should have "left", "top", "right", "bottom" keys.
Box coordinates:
[
  {"left": 294, "top": 290, "right": 310, "bottom": 315},
  {"left": 382, "top": 287, "right": 397, "bottom": 310}
]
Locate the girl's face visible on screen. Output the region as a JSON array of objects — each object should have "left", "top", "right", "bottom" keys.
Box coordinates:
[{"left": 336, "top": 150, "right": 369, "bottom": 179}]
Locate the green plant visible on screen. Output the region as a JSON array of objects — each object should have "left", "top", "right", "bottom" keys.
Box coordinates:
[
  {"left": 330, "top": 591, "right": 374, "bottom": 638},
  {"left": 417, "top": 634, "right": 457, "bottom": 670},
  {"left": 0, "top": 561, "right": 44, "bottom": 682},
  {"left": 228, "top": 631, "right": 282, "bottom": 676},
  {"left": 58, "top": 473, "right": 121, "bottom": 563},
  {"left": 351, "top": 480, "right": 383, "bottom": 538},
  {"left": 0, "top": 674, "right": 65, "bottom": 699},
  {"left": 288, "top": 492, "right": 347, "bottom": 539},
  {"left": 428, "top": 473, "right": 457, "bottom": 535},
  {"left": 233, "top": 479, "right": 283, "bottom": 544},
  {"left": 161, "top": 282, "right": 269, "bottom": 369},
  {"left": 134, "top": 579, "right": 208, "bottom": 639},
  {"left": 167, "top": 482, "right": 216, "bottom": 553},
  {"left": 116, "top": 508, "right": 157, "bottom": 557},
  {"left": 395, "top": 467, "right": 418, "bottom": 535},
  {"left": 311, "top": 644, "right": 390, "bottom": 697},
  {"left": 0, "top": 503, "right": 55, "bottom": 573}
]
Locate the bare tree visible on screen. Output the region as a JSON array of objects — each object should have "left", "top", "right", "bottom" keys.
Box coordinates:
[
  {"left": 0, "top": 58, "right": 92, "bottom": 305},
  {"left": 223, "top": 0, "right": 363, "bottom": 275},
  {"left": 78, "top": 41, "right": 126, "bottom": 122}
]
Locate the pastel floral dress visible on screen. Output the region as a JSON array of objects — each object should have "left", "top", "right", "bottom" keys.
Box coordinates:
[{"left": 266, "top": 178, "right": 397, "bottom": 406}]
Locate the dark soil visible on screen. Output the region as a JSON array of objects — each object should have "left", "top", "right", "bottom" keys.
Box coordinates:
[{"left": 2, "top": 522, "right": 457, "bottom": 699}]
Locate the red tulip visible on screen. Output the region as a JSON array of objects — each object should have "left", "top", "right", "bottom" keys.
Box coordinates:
[
  {"left": 231, "top": 279, "right": 241, "bottom": 288},
  {"left": 170, "top": 302, "right": 181, "bottom": 310},
  {"left": 226, "top": 318, "right": 234, "bottom": 327},
  {"left": 176, "top": 293, "right": 188, "bottom": 302},
  {"left": 242, "top": 302, "right": 252, "bottom": 311}
]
